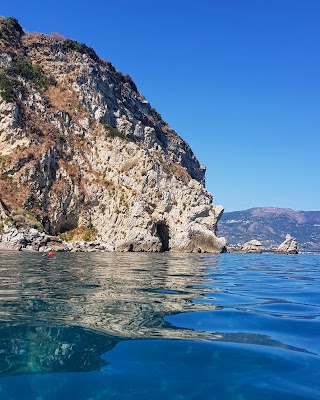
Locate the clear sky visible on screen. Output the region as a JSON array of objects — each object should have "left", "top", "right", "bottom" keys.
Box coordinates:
[{"left": 1, "top": 0, "right": 319, "bottom": 212}]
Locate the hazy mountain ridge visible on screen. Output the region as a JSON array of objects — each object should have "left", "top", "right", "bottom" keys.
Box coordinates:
[{"left": 218, "top": 207, "right": 320, "bottom": 252}]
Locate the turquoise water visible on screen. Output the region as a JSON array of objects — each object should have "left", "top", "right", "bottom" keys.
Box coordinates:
[{"left": 0, "top": 252, "right": 319, "bottom": 399}]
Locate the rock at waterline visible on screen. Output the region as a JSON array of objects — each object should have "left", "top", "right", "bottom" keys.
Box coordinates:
[
  {"left": 275, "top": 234, "right": 298, "bottom": 254},
  {"left": 241, "top": 240, "right": 262, "bottom": 254}
]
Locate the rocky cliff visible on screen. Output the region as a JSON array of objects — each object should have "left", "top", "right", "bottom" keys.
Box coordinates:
[{"left": 0, "top": 17, "right": 226, "bottom": 252}]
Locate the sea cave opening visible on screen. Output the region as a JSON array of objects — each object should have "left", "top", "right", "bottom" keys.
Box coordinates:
[
  {"left": 54, "top": 215, "right": 78, "bottom": 236},
  {"left": 156, "top": 223, "right": 170, "bottom": 252}
]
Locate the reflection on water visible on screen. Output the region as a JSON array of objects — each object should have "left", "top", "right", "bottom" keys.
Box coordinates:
[
  {"left": 0, "top": 252, "right": 219, "bottom": 375},
  {"left": 0, "top": 251, "right": 319, "bottom": 394},
  {"left": 0, "top": 252, "right": 218, "bottom": 337}
]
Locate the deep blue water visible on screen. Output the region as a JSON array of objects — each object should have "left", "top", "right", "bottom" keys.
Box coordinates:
[{"left": 0, "top": 252, "right": 319, "bottom": 399}]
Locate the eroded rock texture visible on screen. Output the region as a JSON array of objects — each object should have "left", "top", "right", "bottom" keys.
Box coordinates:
[
  {"left": 0, "top": 17, "right": 225, "bottom": 252},
  {"left": 275, "top": 234, "right": 298, "bottom": 254}
]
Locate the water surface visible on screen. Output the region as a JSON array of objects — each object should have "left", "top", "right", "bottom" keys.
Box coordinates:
[{"left": 0, "top": 252, "right": 319, "bottom": 399}]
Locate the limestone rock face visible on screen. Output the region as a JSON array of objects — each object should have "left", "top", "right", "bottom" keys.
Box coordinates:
[
  {"left": 275, "top": 234, "right": 298, "bottom": 254},
  {"left": 241, "top": 239, "right": 262, "bottom": 253},
  {"left": 0, "top": 17, "right": 225, "bottom": 253}
]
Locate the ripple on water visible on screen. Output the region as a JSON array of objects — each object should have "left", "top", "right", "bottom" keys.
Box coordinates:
[{"left": 0, "top": 251, "right": 319, "bottom": 399}]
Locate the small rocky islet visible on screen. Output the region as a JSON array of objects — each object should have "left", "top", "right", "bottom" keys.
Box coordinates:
[{"left": 227, "top": 235, "right": 299, "bottom": 254}]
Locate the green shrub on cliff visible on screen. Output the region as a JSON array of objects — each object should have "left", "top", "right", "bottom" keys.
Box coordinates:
[
  {"left": 63, "top": 39, "right": 99, "bottom": 62},
  {"left": 7, "top": 55, "right": 47, "bottom": 88},
  {"left": 59, "top": 226, "right": 98, "bottom": 242},
  {"left": 104, "top": 124, "right": 126, "bottom": 139},
  {"left": 150, "top": 107, "right": 167, "bottom": 124},
  {"left": 81, "top": 228, "right": 98, "bottom": 242},
  {"left": 0, "top": 17, "right": 23, "bottom": 35},
  {"left": 0, "top": 16, "right": 24, "bottom": 41},
  {"left": 0, "top": 73, "right": 14, "bottom": 102},
  {"left": 0, "top": 55, "right": 52, "bottom": 102}
]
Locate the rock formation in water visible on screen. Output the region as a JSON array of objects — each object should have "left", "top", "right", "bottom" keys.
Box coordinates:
[
  {"left": 241, "top": 239, "right": 262, "bottom": 254},
  {"left": 0, "top": 17, "right": 226, "bottom": 252},
  {"left": 219, "top": 207, "right": 319, "bottom": 253},
  {"left": 275, "top": 234, "right": 298, "bottom": 254}
]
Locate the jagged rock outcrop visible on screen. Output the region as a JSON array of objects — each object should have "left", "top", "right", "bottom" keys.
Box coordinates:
[
  {"left": 275, "top": 234, "right": 298, "bottom": 254},
  {"left": 0, "top": 17, "right": 226, "bottom": 253},
  {"left": 241, "top": 239, "right": 262, "bottom": 253}
]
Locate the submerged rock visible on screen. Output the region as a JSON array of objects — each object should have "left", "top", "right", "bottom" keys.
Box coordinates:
[
  {"left": 0, "top": 17, "right": 225, "bottom": 253},
  {"left": 275, "top": 234, "right": 298, "bottom": 254}
]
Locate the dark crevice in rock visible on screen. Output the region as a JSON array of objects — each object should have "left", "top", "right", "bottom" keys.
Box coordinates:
[{"left": 156, "top": 223, "right": 170, "bottom": 252}]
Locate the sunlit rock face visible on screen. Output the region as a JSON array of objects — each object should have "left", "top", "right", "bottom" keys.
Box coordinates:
[
  {"left": 241, "top": 239, "right": 262, "bottom": 254},
  {"left": 275, "top": 234, "right": 298, "bottom": 254},
  {"left": 0, "top": 17, "right": 225, "bottom": 253}
]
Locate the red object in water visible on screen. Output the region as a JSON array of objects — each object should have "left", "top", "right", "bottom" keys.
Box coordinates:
[{"left": 48, "top": 251, "right": 55, "bottom": 257}]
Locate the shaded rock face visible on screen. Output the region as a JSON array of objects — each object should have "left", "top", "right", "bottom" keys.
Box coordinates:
[
  {"left": 275, "top": 234, "right": 298, "bottom": 254},
  {"left": 241, "top": 239, "right": 262, "bottom": 254},
  {"left": 0, "top": 17, "right": 225, "bottom": 253}
]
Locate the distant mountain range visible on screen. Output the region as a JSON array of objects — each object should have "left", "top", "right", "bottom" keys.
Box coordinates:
[{"left": 218, "top": 207, "right": 320, "bottom": 253}]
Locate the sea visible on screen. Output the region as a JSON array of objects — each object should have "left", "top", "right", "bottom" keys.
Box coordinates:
[{"left": 0, "top": 251, "right": 319, "bottom": 400}]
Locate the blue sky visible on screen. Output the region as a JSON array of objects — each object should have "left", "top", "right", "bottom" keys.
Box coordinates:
[{"left": 1, "top": 0, "right": 319, "bottom": 211}]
